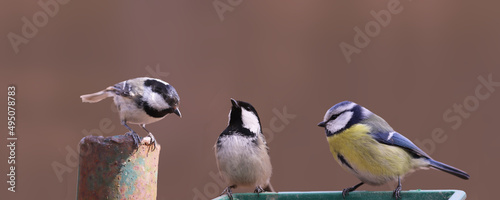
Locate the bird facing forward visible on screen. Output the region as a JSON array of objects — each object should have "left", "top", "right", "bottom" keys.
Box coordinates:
[
  {"left": 317, "top": 101, "right": 469, "bottom": 199},
  {"left": 80, "top": 77, "right": 181, "bottom": 151},
  {"left": 215, "top": 99, "right": 274, "bottom": 199}
]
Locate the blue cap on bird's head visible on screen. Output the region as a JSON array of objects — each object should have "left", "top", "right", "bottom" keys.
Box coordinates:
[
  {"left": 317, "top": 101, "right": 372, "bottom": 136},
  {"left": 316, "top": 100, "right": 470, "bottom": 197}
]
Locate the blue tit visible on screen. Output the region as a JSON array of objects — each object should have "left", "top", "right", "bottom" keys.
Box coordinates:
[
  {"left": 215, "top": 99, "right": 274, "bottom": 200},
  {"left": 317, "top": 101, "right": 469, "bottom": 199}
]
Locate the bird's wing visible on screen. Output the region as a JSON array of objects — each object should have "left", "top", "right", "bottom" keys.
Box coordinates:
[
  {"left": 109, "top": 80, "right": 138, "bottom": 98},
  {"left": 261, "top": 134, "right": 270, "bottom": 154},
  {"left": 371, "top": 131, "right": 431, "bottom": 158}
]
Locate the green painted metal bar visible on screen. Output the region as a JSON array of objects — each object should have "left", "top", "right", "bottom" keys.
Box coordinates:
[
  {"left": 77, "top": 134, "right": 160, "bottom": 200},
  {"left": 212, "top": 190, "right": 466, "bottom": 200}
]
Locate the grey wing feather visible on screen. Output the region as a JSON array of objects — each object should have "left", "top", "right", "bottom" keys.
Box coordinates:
[
  {"left": 371, "top": 131, "right": 431, "bottom": 158},
  {"left": 111, "top": 80, "right": 136, "bottom": 97},
  {"left": 259, "top": 130, "right": 271, "bottom": 154}
]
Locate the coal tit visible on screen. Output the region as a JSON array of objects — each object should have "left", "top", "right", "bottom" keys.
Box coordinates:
[
  {"left": 215, "top": 99, "right": 274, "bottom": 199},
  {"left": 80, "top": 77, "right": 181, "bottom": 151}
]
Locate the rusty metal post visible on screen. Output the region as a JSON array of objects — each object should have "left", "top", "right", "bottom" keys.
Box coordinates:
[{"left": 77, "top": 134, "right": 160, "bottom": 200}]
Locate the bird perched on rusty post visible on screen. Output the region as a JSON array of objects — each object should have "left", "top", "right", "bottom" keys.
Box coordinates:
[{"left": 81, "top": 77, "right": 181, "bottom": 151}]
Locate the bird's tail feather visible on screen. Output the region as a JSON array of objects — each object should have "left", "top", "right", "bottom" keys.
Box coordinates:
[
  {"left": 429, "top": 159, "right": 470, "bottom": 180},
  {"left": 263, "top": 183, "right": 275, "bottom": 192},
  {"left": 80, "top": 90, "right": 112, "bottom": 103}
]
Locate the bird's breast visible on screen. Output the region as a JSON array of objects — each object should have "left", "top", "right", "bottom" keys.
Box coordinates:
[
  {"left": 216, "top": 135, "right": 272, "bottom": 186},
  {"left": 114, "top": 96, "right": 164, "bottom": 124},
  {"left": 327, "top": 124, "right": 413, "bottom": 185}
]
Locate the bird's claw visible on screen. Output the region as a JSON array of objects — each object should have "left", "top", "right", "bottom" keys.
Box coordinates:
[
  {"left": 342, "top": 188, "right": 350, "bottom": 199},
  {"left": 220, "top": 185, "right": 236, "bottom": 200},
  {"left": 393, "top": 185, "right": 402, "bottom": 199},
  {"left": 342, "top": 182, "right": 364, "bottom": 199},
  {"left": 254, "top": 186, "right": 265, "bottom": 197},
  {"left": 125, "top": 131, "right": 141, "bottom": 149},
  {"left": 392, "top": 177, "right": 402, "bottom": 199},
  {"left": 342, "top": 186, "right": 357, "bottom": 199},
  {"left": 146, "top": 133, "right": 157, "bottom": 153}
]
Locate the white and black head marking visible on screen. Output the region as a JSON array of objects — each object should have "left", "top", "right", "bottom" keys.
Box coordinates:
[
  {"left": 142, "top": 79, "right": 181, "bottom": 118},
  {"left": 317, "top": 101, "right": 372, "bottom": 136},
  {"left": 217, "top": 99, "right": 262, "bottom": 148},
  {"left": 228, "top": 98, "right": 262, "bottom": 135}
]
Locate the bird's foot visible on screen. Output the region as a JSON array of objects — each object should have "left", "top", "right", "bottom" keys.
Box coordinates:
[
  {"left": 145, "top": 133, "right": 157, "bottom": 153},
  {"left": 393, "top": 184, "right": 402, "bottom": 199},
  {"left": 220, "top": 185, "right": 236, "bottom": 200},
  {"left": 254, "top": 186, "right": 265, "bottom": 197},
  {"left": 125, "top": 131, "right": 140, "bottom": 149},
  {"left": 342, "top": 182, "right": 364, "bottom": 199},
  {"left": 342, "top": 188, "right": 353, "bottom": 199},
  {"left": 392, "top": 176, "right": 402, "bottom": 199}
]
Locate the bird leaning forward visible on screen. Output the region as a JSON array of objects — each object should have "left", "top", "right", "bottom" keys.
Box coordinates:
[{"left": 80, "top": 77, "right": 181, "bottom": 152}]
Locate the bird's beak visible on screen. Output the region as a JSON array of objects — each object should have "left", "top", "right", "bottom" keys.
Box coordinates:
[
  {"left": 317, "top": 121, "right": 326, "bottom": 127},
  {"left": 173, "top": 108, "right": 182, "bottom": 118},
  {"left": 230, "top": 98, "right": 239, "bottom": 108}
]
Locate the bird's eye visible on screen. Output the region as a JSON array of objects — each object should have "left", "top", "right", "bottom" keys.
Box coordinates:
[
  {"left": 330, "top": 114, "right": 338, "bottom": 120},
  {"left": 329, "top": 113, "right": 341, "bottom": 121}
]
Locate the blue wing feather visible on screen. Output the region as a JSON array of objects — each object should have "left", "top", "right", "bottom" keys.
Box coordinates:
[{"left": 371, "top": 131, "right": 430, "bottom": 158}]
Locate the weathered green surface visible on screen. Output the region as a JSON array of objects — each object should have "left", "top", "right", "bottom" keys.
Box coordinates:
[
  {"left": 77, "top": 134, "right": 160, "bottom": 200},
  {"left": 212, "top": 190, "right": 466, "bottom": 200}
]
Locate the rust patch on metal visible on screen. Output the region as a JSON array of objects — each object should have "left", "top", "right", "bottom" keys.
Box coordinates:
[{"left": 77, "top": 134, "right": 160, "bottom": 200}]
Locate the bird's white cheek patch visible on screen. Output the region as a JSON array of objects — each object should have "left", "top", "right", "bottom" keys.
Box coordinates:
[
  {"left": 327, "top": 111, "right": 353, "bottom": 134},
  {"left": 143, "top": 87, "right": 170, "bottom": 110},
  {"left": 241, "top": 108, "right": 261, "bottom": 134}
]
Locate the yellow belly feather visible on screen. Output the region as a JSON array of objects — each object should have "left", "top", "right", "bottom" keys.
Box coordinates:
[{"left": 327, "top": 124, "right": 413, "bottom": 182}]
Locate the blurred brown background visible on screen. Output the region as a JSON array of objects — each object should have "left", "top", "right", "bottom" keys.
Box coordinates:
[{"left": 1, "top": 0, "right": 499, "bottom": 199}]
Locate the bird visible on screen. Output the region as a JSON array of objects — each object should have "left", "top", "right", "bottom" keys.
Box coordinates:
[
  {"left": 317, "top": 101, "right": 469, "bottom": 199},
  {"left": 215, "top": 98, "right": 274, "bottom": 200},
  {"left": 80, "top": 77, "right": 181, "bottom": 151}
]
